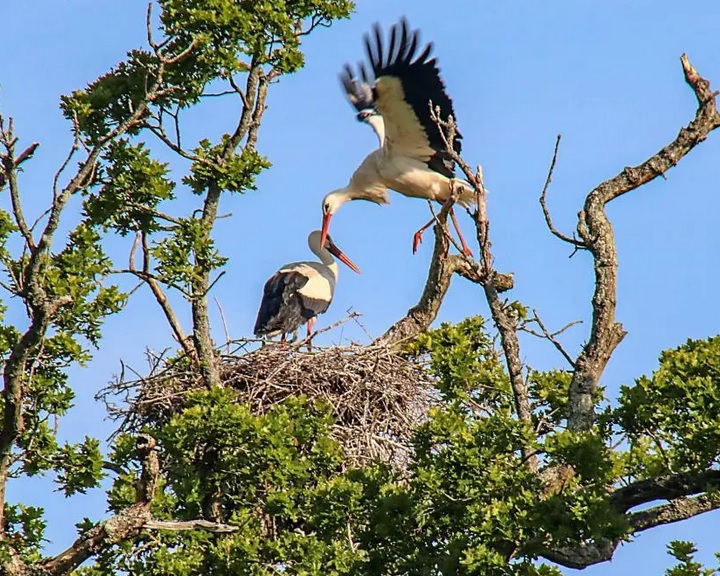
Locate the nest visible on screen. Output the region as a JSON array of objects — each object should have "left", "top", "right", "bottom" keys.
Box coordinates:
[{"left": 105, "top": 341, "right": 435, "bottom": 470}]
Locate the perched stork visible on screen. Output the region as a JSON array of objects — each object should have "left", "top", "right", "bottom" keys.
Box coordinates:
[
  {"left": 321, "top": 17, "right": 475, "bottom": 256},
  {"left": 254, "top": 230, "right": 360, "bottom": 346}
]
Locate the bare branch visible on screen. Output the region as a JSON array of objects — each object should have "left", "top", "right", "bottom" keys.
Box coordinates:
[
  {"left": 0, "top": 134, "right": 36, "bottom": 251},
  {"left": 214, "top": 297, "right": 231, "bottom": 351},
  {"left": 135, "top": 232, "right": 194, "bottom": 357},
  {"left": 629, "top": 492, "right": 720, "bottom": 532},
  {"left": 145, "top": 2, "right": 157, "bottom": 52},
  {"left": 429, "top": 105, "right": 536, "bottom": 469},
  {"left": 376, "top": 205, "right": 514, "bottom": 349},
  {"left": 568, "top": 54, "right": 720, "bottom": 432},
  {"left": 200, "top": 89, "right": 238, "bottom": 99},
  {"left": 539, "top": 134, "right": 585, "bottom": 247},
  {"left": 145, "top": 120, "right": 202, "bottom": 164},
  {"left": 14, "top": 142, "right": 40, "bottom": 166},
  {"left": 522, "top": 310, "right": 579, "bottom": 368},
  {"left": 52, "top": 113, "right": 82, "bottom": 201},
  {"left": 102, "top": 461, "right": 125, "bottom": 475},
  {"left": 228, "top": 74, "right": 250, "bottom": 108},
  {"left": 129, "top": 232, "right": 141, "bottom": 271},
  {"left": 609, "top": 469, "right": 720, "bottom": 512}
]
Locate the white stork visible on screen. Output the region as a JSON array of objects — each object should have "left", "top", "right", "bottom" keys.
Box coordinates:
[
  {"left": 254, "top": 230, "right": 360, "bottom": 346},
  {"left": 320, "top": 17, "right": 475, "bottom": 256}
]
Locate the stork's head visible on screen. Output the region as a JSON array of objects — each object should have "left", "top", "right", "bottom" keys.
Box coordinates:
[
  {"left": 356, "top": 108, "right": 377, "bottom": 122},
  {"left": 320, "top": 189, "right": 352, "bottom": 248}
]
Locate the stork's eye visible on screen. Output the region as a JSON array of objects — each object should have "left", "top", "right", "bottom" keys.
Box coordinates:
[{"left": 323, "top": 203, "right": 330, "bottom": 213}]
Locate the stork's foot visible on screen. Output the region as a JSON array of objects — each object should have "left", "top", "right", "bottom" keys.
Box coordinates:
[{"left": 412, "top": 230, "right": 425, "bottom": 254}]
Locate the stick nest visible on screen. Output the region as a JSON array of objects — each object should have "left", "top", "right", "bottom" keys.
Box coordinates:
[{"left": 106, "top": 342, "right": 435, "bottom": 470}]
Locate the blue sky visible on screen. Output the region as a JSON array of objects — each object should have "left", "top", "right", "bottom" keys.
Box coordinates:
[{"left": 1, "top": 1, "right": 720, "bottom": 573}]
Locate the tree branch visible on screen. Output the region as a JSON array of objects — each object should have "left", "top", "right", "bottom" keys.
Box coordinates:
[
  {"left": 543, "top": 468, "right": 720, "bottom": 569},
  {"left": 144, "top": 518, "right": 239, "bottom": 534},
  {"left": 544, "top": 493, "right": 720, "bottom": 570},
  {"left": 136, "top": 232, "right": 194, "bottom": 358},
  {"left": 375, "top": 206, "right": 514, "bottom": 348},
  {"left": 522, "top": 310, "right": 579, "bottom": 368},
  {"left": 0, "top": 35, "right": 195, "bottom": 542},
  {"left": 39, "top": 434, "right": 158, "bottom": 575},
  {"left": 609, "top": 469, "right": 720, "bottom": 512},
  {"left": 191, "top": 59, "right": 269, "bottom": 389},
  {"left": 430, "top": 106, "right": 536, "bottom": 469},
  {"left": 539, "top": 134, "right": 585, "bottom": 248},
  {"left": 628, "top": 492, "right": 720, "bottom": 532},
  {"left": 0, "top": 124, "right": 38, "bottom": 251},
  {"left": 567, "top": 54, "right": 720, "bottom": 433}
]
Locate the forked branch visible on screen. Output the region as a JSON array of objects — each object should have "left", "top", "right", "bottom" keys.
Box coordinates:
[
  {"left": 541, "top": 53, "right": 720, "bottom": 570},
  {"left": 544, "top": 469, "right": 720, "bottom": 569},
  {"left": 567, "top": 53, "right": 720, "bottom": 432},
  {"left": 376, "top": 203, "right": 513, "bottom": 348}
]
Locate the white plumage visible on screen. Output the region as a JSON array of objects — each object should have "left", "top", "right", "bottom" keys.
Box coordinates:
[{"left": 321, "top": 18, "right": 475, "bottom": 255}]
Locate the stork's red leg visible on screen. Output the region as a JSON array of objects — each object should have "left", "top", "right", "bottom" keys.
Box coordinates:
[
  {"left": 306, "top": 318, "right": 316, "bottom": 352},
  {"left": 412, "top": 218, "right": 435, "bottom": 253},
  {"left": 280, "top": 333, "right": 288, "bottom": 346},
  {"left": 449, "top": 208, "right": 473, "bottom": 257}
]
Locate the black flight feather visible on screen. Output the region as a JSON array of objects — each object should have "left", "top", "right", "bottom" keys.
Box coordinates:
[{"left": 360, "top": 18, "right": 462, "bottom": 177}]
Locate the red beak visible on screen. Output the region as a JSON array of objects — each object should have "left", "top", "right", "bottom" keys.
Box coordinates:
[
  {"left": 320, "top": 213, "right": 332, "bottom": 250},
  {"left": 326, "top": 238, "right": 361, "bottom": 274}
]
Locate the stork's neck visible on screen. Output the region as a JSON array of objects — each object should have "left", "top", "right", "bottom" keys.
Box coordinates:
[
  {"left": 326, "top": 260, "right": 339, "bottom": 278},
  {"left": 316, "top": 250, "right": 339, "bottom": 279},
  {"left": 308, "top": 233, "right": 340, "bottom": 277},
  {"left": 331, "top": 185, "right": 363, "bottom": 205},
  {"left": 316, "top": 246, "right": 335, "bottom": 267}
]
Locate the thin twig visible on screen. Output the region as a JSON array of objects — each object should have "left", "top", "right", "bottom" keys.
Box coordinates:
[
  {"left": 214, "top": 297, "right": 231, "bottom": 353},
  {"left": 523, "top": 310, "right": 580, "bottom": 368},
  {"left": 539, "top": 134, "right": 585, "bottom": 247}
]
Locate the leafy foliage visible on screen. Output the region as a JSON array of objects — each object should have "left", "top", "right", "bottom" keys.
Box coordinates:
[
  {"left": 160, "top": 0, "right": 355, "bottom": 76},
  {"left": 183, "top": 137, "right": 271, "bottom": 195},
  {"left": 666, "top": 542, "right": 720, "bottom": 576},
  {"left": 95, "top": 390, "right": 377, "bottom": 575},
  {"left": 85, "top": 140, "right": 176, "bottom": 235},
  {"left": 616, "top": 336, "right": 720, "bottom": 471},
  {"left": 0, "top": 504, "right": 46, "bottom": 564}
]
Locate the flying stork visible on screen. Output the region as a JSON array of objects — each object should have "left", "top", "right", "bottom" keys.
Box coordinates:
[
  {"left": 254, "top": 230, "right": 361, "bottom": 346},
  {"left": 320, "top": 17, "right": 475, "bottom": 256}
]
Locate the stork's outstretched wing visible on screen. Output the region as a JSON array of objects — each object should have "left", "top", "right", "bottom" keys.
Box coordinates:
[
  {"left": 340, "top": 63, "right": 374, "bottom": 115},
  {"left": 359, "top": 18, "right": 462, "bottom": 178},
  {"left": 340, "top": 64, "right": 385, "bottom": 146}
]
